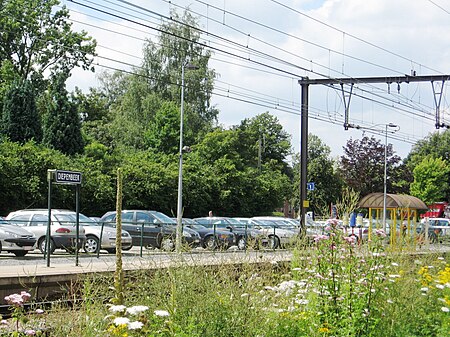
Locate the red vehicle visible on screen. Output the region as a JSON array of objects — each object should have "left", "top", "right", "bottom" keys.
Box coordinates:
[{"left": 421, "top": 202, "right": 449, "bottom": 219}]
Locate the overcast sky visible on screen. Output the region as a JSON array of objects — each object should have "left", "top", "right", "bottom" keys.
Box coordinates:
[{"left": 64, "top": 0, "right": 450, "bottom": 161}]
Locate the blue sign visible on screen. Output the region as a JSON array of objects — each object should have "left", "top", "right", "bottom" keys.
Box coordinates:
[
  {"left": 349, "top": 212, "right": 356, "bottom": 227},
  {"left": 307, "top": 182, "right": 315, "bottom": 191}
]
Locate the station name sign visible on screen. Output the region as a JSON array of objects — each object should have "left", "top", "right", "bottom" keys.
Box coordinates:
[{"left": 55, "top": 170, "right": 82, "bottom": 185}]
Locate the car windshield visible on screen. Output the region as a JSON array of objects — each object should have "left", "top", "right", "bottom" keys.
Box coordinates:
[
  {"left": 189, "top": 224, "right": 207, "bottom": 230},
  {"left": 151, "top": 211, "right": 176, "bottom": 225},
  {"left": 54, "top": 213, "right": 95, "bottom": 225}
]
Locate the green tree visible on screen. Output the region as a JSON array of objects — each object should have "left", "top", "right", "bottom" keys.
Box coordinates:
[
  {"left": 0, "top": 0, "right": 96, "bottom": 81},
  {"left": 145, "top": 100, "right": 181, "bottom": 154},
  {"left": 1, "top": 79, "right": 42, "bottom": 142},
  {"left": 0, "top": 140, "right": 70, "bottom": 214},
  {"left": 42, "top": 72, "right": 84, "bottom": 155},
  {"left": 141, "top": 9, "right": 217, "bottom": 128},
  {"left": 292, "top": 134, "right": 343, "bottom": 218},
  {"left": 410, "top": 156, "right": 450, "bottom": 205},
  {"left": 238, "top": 112, "right": 292, "bottom": 173},
  {"left": 339, "top": 136, "right": 401, "bottom": 197},
  {"left": 405, "top": 130, "right": 450, "bottom": 200}
]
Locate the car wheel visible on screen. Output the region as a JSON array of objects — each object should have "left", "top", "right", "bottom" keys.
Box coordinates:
[
  {"left": 160, "top": 236, "right": 175, "bottom": 251},
  {"left": 268, "top": 235, "right": 280, "bottom": 249},
  {"left": 84, "top": 235, "right": 100, "bottom": 253},
  {"left": 204, "top": 236, "right": 217, "bottom": 250},
  {"left": 12, "top": 251, "right": 27, "bottom": 257},
  {"left": 237, "top": 237, "right": 246, "bottom": 250},
  {"left": 38, "top": 237, "right": 56, "bottom": 254},
  {"left": 105, "top": 248, "right": 116, "bottom": 254},
  {"left": 122, "top": 245, "right": 133, "bottom": 251}
]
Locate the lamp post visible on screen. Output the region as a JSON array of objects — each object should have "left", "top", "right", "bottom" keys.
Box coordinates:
[
  {"left": 382, "top": 123, "right": 400, "bottom": 232},
  {"left": 176, "top": 62, "right": 198, "bottom": 253}
]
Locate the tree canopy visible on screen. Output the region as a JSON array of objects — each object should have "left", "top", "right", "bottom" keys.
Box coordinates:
[
  {"left": 339, "top": 136, "right": 401, "bottom": 198},
  {"left": 0, "top": 0, "right": 96, "bottom": 83}
]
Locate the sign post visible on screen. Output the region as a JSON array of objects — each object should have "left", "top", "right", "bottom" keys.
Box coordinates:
[{"left": 47, "top": 169, "right": 82, "bottom": 267}]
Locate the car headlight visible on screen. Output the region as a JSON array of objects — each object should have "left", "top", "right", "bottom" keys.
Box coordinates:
[{"left": 3, "top": 231, "right": 20, "bottom": 238}]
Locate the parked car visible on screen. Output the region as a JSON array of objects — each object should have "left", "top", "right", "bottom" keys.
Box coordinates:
[
  {"left": 417, "top": 218, "right": 450, "bottom": 243},
  {"left": 179, "top": 218, "right": 235, "bottom": 250},
  {"left": 5, "top": 209, "right": 86, "bottom": 254},
  {"left": 236, "top": 217, "right": 297, "bottom": 248},
  {"left": 0, "top": 219, "right": 36, "bottom": 256},
  {"left": 194, "top": 217, "right": 268, "bottom": 250},
  {"left": 76, "top": 213, "right": 133, "bottom": 254},
  {"left": 99, "top": 210, "right": 201, "bottom": 250}
]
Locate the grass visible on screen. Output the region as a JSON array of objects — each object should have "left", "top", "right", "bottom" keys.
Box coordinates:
[{"left": 1, "top": 228, "right": 449, "bottom": 336}]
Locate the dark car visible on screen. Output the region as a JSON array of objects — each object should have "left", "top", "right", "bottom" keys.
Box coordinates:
[
  {"left": 193, "top": 217, "right": 268, "bottom": 250},
  {"left": 0, "top": 219, "right": 36, "bottom": 256},
  {"left": 177, "top": 218, "right": 236, "bottom": 250},
  {"left": 100, "top": 210, "right": 201, "bottom": 250}
]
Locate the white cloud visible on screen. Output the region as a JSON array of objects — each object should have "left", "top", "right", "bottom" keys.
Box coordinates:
[{"left": 65, "top": 0, "right": 450, "bottom": 160}]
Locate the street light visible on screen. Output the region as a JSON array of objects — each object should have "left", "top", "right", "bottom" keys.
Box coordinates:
[
  {"left": 176, "top": 61, "right": 199, "bottom": 253},
  {"left": 382, "top": 123, "right": 400, "bottom": 232}
]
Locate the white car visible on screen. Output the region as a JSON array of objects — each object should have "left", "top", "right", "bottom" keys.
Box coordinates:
[
  {"left": 6, "top": 209, "right": 86, "bottom": 254},
  {"left": 235, "top": 217, "right": 298, "bottom": 248},
  {"left": 81, "top": 214, "right": 133, "bottom": 253},
  {"left": 418, "top": 218, "right": 450, "bottom": 242},
  {"left": 0, "top": 220, "right": 36, "bottom": 256}
]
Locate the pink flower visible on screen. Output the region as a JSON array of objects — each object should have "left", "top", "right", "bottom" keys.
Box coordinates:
[
  {"left": 375, "top": 229, "right": 387, "bottom": 238},
  {"left": 313, "top": 234, "right": 329, "bottom": 243},
  {"left": 326, "top": 219, "right": 339, "bottom": 227},
  {"left": 25, "top": 330, "right": 36, "bottom": 336},
  {"left": 343, "top": 236, "right": 356, "bottom": 244}
]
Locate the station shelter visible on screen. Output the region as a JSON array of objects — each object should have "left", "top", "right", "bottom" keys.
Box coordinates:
[{"left": 358, "top": 192, "right": 428, "bottom": 245}]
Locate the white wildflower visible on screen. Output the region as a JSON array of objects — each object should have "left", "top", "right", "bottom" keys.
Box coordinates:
[
  {"left": 128, "top": 321, "right": 144, "bottom": 330},
  {"left": 113, "top": 317, "right": 130, "bottom": 326},
  {"left": 109, "top": 305, "right": 127, "bottom": 313},
  {"left": 126, "top": 306, "right": 149, "bottom": 315},
  {"left": 154, "top": 310, "right": 170, "bottom": 317}
]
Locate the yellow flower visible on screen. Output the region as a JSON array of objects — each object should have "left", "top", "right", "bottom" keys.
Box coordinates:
[
  {"left": 318, "top": 327, "right": 331, "bottom": 333},
  {"left": 437, "top": 266, "right": 450, "bottom": 284}
]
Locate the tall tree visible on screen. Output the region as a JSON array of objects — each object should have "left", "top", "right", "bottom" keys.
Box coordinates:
[
  {"left": 410, "top": 156, "right": 450, "bottom": 205},
  {"left": 1, "top": 79, "right": 42, "bottom": 142},
  {"left": 141, "top": 9, "right": 218, "bottom": 140},
  {"left": 237, "top": 112, "right": 292, "bottom": 173},
  {"left": 405, "top": 130, "right": 450, "bottom": 201},
  {"left": 339, "top": 136, "right": 401, "bottom": 198},
  {"left": 0, "top": 0, "right": 96, "bottom": 82},
  {"left": 42, "top": 72, "right": 83, "bottom": 155},
  {"left": 292, "top": 134, "right": 343, "bottom": 218}
]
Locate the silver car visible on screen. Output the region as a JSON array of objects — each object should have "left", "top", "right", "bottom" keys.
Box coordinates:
[
  {"left": 0, "top": 220, "right": 36, "bottom": 256},
  {"left": 6, "top": 209, "right": 86, "bottom": 254},
  {"left": 80, "top": 214, "right": 133, "bottom": 253}
]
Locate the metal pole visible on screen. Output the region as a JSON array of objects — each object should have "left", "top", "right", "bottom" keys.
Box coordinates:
[
  {"left": 382, "top": 124, "right": 388, "bottom": 233},
  {"left": 176, "top": 63, "right": 186, "bottom": 253},
  {"left": 46, "top": 171, "right": 53, "bottom": 267},
  {"left": 299, "top": 80, "right": 309, "bottom": 236},
  {"left": 75, "top": 184, "right": 80, "bottom": 266}
]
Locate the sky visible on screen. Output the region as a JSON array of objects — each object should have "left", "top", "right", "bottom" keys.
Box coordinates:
[{"left": 63, "top": 0, "right": 450, "bottom": 162}]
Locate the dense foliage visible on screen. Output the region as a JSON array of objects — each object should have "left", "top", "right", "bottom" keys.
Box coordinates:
[{"left": 0, "top": 0, "right": 448, "bottom": 218}]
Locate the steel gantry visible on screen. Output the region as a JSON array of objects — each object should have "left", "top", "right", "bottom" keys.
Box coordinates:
[{"left": 297, "top": 74, "right": 450, "bottom": 232}]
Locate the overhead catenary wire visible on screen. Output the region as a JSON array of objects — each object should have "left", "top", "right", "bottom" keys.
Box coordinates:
[
  {"left": 269, "top": 0, "right": 445, "bottom": 75},
  {"left": 5, "top": 0, "right": 442, "bottom": 135},
  {"left": 65, "top": 0, "right": 440, "bottom": 126}
]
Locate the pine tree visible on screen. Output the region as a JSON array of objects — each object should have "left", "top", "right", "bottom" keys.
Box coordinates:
[
  {"left": 42, "top": 73, "right": 83, "bottom": 155},
  {"left": 1, "top": 80, "right": 42, "bottom": 143}
]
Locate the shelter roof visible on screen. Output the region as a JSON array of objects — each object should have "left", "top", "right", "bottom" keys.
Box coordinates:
[{"left": 358, "top": 193, "right": 427, "bottom": 210}]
